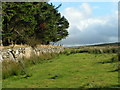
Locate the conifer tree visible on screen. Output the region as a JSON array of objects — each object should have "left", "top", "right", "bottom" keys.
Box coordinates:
[{"left": 2, "top": 2, "right": 69, "bottom": 47}]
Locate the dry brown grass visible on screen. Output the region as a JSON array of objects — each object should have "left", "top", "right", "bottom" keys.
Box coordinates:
[
  {"left": 2, "top": 52, "right": 59, "bottom": 79},
  {"left": 2, "top": 44, "right": 62, "bottom": 49},
  {"left": 2, "top": 60, "right": 23, "bottom": 79}
]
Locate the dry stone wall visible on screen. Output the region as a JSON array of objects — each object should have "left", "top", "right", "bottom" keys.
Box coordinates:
[{"left": 0, "top": 46, "right": 64, "bottom": 61}]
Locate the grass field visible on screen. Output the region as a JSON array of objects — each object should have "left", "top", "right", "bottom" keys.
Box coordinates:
[{"left": 2, "top": 53, "right": 119, "bottom": 88}]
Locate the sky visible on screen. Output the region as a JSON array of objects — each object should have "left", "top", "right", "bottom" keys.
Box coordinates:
[{"left": 49, "top": 1, "right": 118, "bottom": 46}]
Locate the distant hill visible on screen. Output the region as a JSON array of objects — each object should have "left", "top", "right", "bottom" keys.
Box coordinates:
[
  {"left": 89, "top": 42, "right": 120, "bottom": 47},
  {"left": 66, "top": 42, "right": 120, "bottom": 48}
]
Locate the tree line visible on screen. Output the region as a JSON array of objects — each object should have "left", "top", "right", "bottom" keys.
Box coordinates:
[{"left": 2, "top": 2, "right": 69, "bottom": 47}]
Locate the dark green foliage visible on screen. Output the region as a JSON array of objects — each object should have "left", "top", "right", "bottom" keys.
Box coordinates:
[{"left": 2, "top": 2, "right": 69, "bottom": 47}]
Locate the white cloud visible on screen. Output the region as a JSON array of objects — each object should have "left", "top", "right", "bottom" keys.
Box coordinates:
[
  {"left": 58, "top": 3, "right": 118, "bottom": 46},
  {"left": 80, "top": 3, "right": 92, "bottom": 16}
]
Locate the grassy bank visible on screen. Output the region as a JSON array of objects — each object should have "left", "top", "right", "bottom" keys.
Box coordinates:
[
  {"left": 3, "top": 53, "right": 119, "bottom": 88},
  {"left": 2, "top": 52, "right": 59, "bottom": 79}
]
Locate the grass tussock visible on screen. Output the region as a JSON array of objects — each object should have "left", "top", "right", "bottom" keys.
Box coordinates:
[
  {"left": 2, "top": 52, "right": 59, "bottom": 79},
  {"left": 2, "top": 60, "right": 23, "bottom": 79},
  {"left": 2, "top": 45, "right": 119, "bottom": 88},
  {"left": 3, "top": 53, "right": 119, "bottom": 88},
  {"left": 64, "top": 46, "right": 118, "bottom": 55}
]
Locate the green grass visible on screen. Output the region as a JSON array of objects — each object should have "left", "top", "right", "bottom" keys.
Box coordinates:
[
  {"left": 2, "top": 53, "right": 119, "bottom": 88},
  {"left": 2, "top": 52, "right": 59, "bottom": 79}
]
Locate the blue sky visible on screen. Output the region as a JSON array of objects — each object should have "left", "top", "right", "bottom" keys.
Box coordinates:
[
  {"left": 48, "top": 2, "right": 118, "bottom": 46},
  {"left": 49, "top": 2, "right": 117, "bottom": 16}
]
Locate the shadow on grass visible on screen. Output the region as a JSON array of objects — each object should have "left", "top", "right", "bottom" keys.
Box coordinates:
[
  {"left": 78, "top": 83, "right": 120, "bottom": 88},
  {"left": 2, "top": 85, "right": 120, "bottom": 89},
  {"left": 108, "top": 68, "right": 120, "bottom": 72},
  {"left": 97, "top": 60, "right": 118, "bottom": 64},
  {"left": 97, "top": 55, "right": 118, "bottom": 64}
]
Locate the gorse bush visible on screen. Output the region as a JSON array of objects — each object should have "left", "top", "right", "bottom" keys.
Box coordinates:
[{"left": 2, "top": 52, "right": 59, "bottom": 79}]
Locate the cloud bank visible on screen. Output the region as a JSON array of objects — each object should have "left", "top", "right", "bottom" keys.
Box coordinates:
[{"left": 57, "top": 3, "right": 118, "bottom": 46}]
